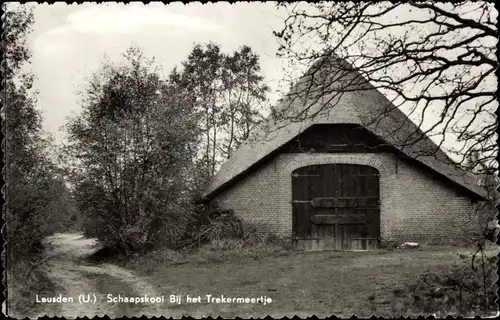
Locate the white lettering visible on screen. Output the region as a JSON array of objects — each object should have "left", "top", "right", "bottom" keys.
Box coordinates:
[
  {"left": 35, "top": 294, "right": 74, "bottom": 303},
  {"left": 105, "top": 294, "right": 165, "bottom": 304},
  {"left": 203, "top": 294, "right": 272, "bottom": 304}
]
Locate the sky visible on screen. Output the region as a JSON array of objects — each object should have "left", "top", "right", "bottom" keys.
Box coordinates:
[
  {"left": 27, "top": 2, "right": 288, "bottom": 143},
  {"left": 18, "top": 2, "right": 497, "bottom": 166}
]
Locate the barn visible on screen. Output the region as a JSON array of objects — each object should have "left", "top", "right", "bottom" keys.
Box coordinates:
[{"left": 202, "top": 54, "right": 487, "bottom": 251}]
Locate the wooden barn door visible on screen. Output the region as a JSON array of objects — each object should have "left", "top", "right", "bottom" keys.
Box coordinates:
[{"left": 292, "top": 164, "right": 380, "bottom": 251}]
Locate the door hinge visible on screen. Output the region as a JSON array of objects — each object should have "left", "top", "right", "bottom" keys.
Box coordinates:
[
  {"left": 291, "top": 200, "right": 311, "bottom": 204},
  {"left": 292, "top": 173, "right": 320, "bottom": 178}
]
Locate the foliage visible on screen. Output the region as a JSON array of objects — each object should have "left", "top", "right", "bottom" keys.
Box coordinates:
[
  {"left": 175, "top": 43, "right": 270, "bottom": 187},
  {"left": 178, "top": 201, "right": 290, "bottom": 256},
  {"left": 2, "top": 4, "right": 76, "bottom": 267},
  {"left": 180, "top": 202, "right": 244, "bottom": 249},
  {"left": 65, "top": 47, "right": 200, "bottom": 254},
  {"left": 407, "top": 259, "right": 497, "bottom": 316},
  {"left": 7, "top": 261, "right": 62, "bottom": 318},
  {"left": 2, "top": 6, "right": 77, "bottom": 319}
]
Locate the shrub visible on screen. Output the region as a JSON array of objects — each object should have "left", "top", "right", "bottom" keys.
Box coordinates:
[
  {"left": 239, "top": 221, "right": 291, "bottom": 249},
  {"left": 407, "top": 258, "right": 497, "bottom": 316},
  {"left": 8, "top": 261, "right": 62, "bottom": 318},
  {"left": 176, "top": 202, "right": 292, "bottom": 258},
  {"left": 180, "top": 202, "right": 244, "bottom": 248},
  {"left": 67, "top": 48, "right": 200, "bottom": 256}
]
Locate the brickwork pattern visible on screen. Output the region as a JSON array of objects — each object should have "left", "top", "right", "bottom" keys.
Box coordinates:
[{"left": 213, "top": 152, "right": 477, "bottom": 244}]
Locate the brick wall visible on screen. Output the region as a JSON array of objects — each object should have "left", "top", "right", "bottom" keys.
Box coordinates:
[{"left": 213, "top": 152, "right": 478, "bottom": 245}]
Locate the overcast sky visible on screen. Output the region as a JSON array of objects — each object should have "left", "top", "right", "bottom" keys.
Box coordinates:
[
  {"left": 28, "top": 3, "right": 287, "bottom": 143},
  {"left": 22, "top": 3, "right": 497, "bottom": 163}
]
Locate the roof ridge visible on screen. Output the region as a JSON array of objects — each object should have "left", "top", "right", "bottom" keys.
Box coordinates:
[{"left": 203, "top": 53, "right": 487, "bottom": 200}]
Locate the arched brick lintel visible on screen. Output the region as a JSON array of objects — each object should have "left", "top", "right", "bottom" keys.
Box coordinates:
[{"left": 281, "top": 154, "right": 392, "bottom": 176}]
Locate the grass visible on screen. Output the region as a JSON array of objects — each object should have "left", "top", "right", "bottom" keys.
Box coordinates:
[
  {"left": 83, "top": 271, "right": 146, "bottom": 317},
  {"left": 7, "top": 260, "right": 63, "bottom": 318},
  {"left": 119, "top": 242, "right": 499, "bottom": 318}
]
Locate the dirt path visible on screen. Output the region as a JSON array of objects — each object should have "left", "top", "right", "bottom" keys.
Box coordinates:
[{"left": 40, "top": 233, "right": 164, "bottom": 319}]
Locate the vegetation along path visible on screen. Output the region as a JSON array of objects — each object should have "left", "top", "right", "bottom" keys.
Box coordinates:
[{"left": 39, "top": 233, "right": 164, "bottom": 318}]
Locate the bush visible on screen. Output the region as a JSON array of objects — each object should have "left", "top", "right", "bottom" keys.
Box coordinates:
[
  {"left": 8, "top": 261, "right": 62, "bottom": 318},
  {"left": 238, "top": 221, "right": 291, "bottom": 249},
  {"left": 6, "top": 175, "right": 72, "bottom": 266},
  {"left": 175, "top": 203, "right": 291, "bottom": 262},
  {"left": 180, "top": 202, "right": 244, "bottom": 248},
  {"left": 407, "top": 257, "right": 497, "bottom": 316},
  {"left": 67, "top": 48, "right": 200, "bottom": 256}
]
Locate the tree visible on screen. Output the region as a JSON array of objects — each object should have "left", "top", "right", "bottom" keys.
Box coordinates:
[
  {"left": 219, "top": 46, "right": 270, "bottom": 159},
  {"left": 274, "top": 5, "right": 498, "bottom": 314},
  {"left": 177, "top": 43, "right": 224, "bottom": 184},
  {"left": 2, "top": 4, "right": 69, "bottom": 265},
  {"left": 65, "top": 47, "right": 200, "bottom": 253},
  {"left": 274, "top": 2, "right": 498, "bottom": 176},
  {"left": 176, "top": 43, "right": 269, "bottom": 187}
]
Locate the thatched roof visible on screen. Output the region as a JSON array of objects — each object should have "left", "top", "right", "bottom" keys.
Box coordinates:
[{"left": 203, "top": 54, "right": 487, "bottom": 200}]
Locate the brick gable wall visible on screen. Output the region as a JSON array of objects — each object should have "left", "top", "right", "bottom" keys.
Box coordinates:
[{"left": 212, "top": 152, "right": 478, "bottom": 245}]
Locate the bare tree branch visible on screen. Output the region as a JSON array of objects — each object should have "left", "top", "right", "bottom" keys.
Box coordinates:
[{"left": 273, "top": 1, "right": 498, "bottom": 176}]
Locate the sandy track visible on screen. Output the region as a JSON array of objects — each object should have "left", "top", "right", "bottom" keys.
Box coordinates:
[{"left": 40, "top": 233, "right": 163, "bottom": 319}]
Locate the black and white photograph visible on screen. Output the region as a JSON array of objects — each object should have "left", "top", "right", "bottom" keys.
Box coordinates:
[{"left": 2, "top": 2, "right": 499, "bottom": 318}]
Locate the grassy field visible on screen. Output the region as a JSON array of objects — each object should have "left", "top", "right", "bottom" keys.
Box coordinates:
[{"left": 118, "top": 244, "right": 499, "bottom": 318}]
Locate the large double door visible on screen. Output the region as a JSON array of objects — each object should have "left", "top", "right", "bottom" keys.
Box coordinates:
[{"left": 292, "top": 164, "right": 380, "bottom": 251}]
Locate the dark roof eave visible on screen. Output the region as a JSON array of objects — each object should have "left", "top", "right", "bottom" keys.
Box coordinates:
[{"left": 204, "top": 149, "right": 487, "bottom": 202}]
